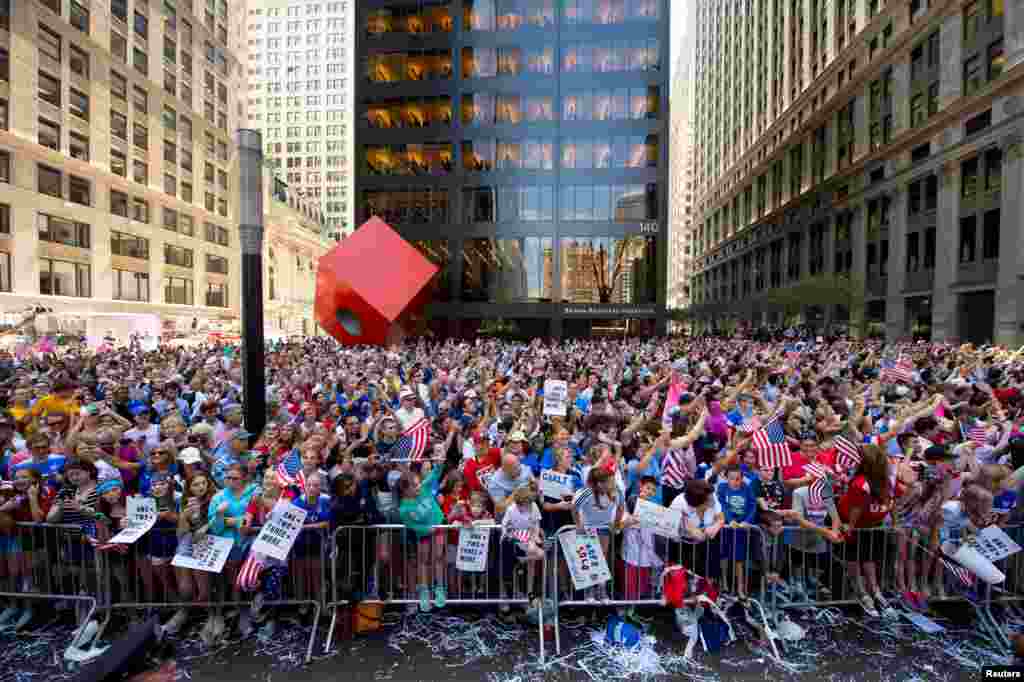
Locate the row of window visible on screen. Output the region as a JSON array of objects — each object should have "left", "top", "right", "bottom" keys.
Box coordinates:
[
  {"left": 40, "top": 259, "right": 227, "bottom": 306},
  {"left": 366, "top": 0, "right": 660, "bottom": 36}
]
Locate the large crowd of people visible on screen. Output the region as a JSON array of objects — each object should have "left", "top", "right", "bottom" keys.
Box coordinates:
[{"left": 0, "top": 334, "right": 1021, "bottom": 651}]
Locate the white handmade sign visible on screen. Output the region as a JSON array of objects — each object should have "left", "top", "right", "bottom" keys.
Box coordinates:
[
  {"left": 558, "top": 528, "right": 611, "bottom": 591},
  {"left": 973, "top": 525, "right": 1023, "bottom": 563},
  {"left": 455, "top": 526, "right": 490, "bottom": 572},
  {"left": 540, "top": 469, "right": 574, "bottom": 500},
  {"left": 634, "top": 498, "right": 682, "bottom": 539},
  {"left": 109, "top": 496, "right": 158, "bottom": 544},
  {"left": 171, "top": 535, "right": 234, "bottom": 573},
  {"left": 250, "top": 499, "right": 309, "bottom": 562},
  {"left": 543, "top": 380, "right": 568, "bottom": 417}
]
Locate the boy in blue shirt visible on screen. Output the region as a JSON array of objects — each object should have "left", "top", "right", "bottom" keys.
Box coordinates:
[{"left": 716, "top": 466, "right": 757, "bottom": 600}]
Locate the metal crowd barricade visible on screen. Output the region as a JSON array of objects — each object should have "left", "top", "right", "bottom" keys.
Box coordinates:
[
  {"left": 326, "top": 524, "right": 547, "bottom": 663},
  {"left": 0, "top": 523, "right": 103, "bottom": 648},
  {"left": 96, "top": 526, "right": 327, "bottom": 664},
  {"left": 550, "top": 524, "right": 774, "bottom": 660}
]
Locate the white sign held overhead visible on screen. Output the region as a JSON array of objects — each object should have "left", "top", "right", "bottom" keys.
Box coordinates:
[{"left": 543, "top": 380, "right": 568, "bottom": 417}]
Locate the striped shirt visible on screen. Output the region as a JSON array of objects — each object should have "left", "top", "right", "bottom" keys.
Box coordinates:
[
  {"left": 571, "top": 487, "right": 621, "bottom": 529},
  {"left": 661, "top": 447, "right": 695, "bottom": 489}
]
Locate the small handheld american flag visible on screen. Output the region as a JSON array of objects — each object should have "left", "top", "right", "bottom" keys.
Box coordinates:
[
  {"left": 834, "top": 431, "right": 863, "bottom": 472},
  {"left": 880, "top": 354, "right": 915, "bottom": 385},
  {"left": 276, "top": 448, "right": 306, "bottom": 489},
  {"left": 967, "top": 422, "right": 989, "bottom": 447},
  {"left": 506, "top": 528, "right": 534, "bottom": 544},
  {"left": 393, "top": 417, "right": 431, "bottom": 461},
  {"left": 752, "top": 409, "right": 792, "bottom": 469}
]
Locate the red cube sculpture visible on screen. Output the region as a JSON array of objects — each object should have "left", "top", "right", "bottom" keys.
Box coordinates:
[{"left": 315, "top": 216, "right": 439, "bottom": 345}]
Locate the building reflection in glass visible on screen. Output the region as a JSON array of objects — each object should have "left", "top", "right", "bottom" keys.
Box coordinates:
[
  {"left": 366, "top": 51, "right": 453, "bottom": 83},
  {"left": 410, "top": 240, "right": 452, "bottom": 301},
  {"left": 366, "top": 4, "right": 454, "bottom": 37},
  {"left": 364, "top": 97, "right": 453, "bottom": 129},
  {"left": 361, "top": 188, "right": 450, "bottom": 225},
  {"left": 462, "top": 237, "right": 554, "bottom": 302},
  {"left": 560, "top": 236, "right": 656, "bottom": 304}
]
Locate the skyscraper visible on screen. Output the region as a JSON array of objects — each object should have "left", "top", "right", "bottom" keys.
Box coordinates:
[
  {"left": 689, "top": 0, "right": 1024, "bottom": 346},
  {"left": 245, "top": 0, "right": 353, "bottom": 239},
  {"left": 669, "top": 47, "right": 696, "bottom": 312},
  {"left": 355, "top": 0, "right": 669, "bottom": 338}
]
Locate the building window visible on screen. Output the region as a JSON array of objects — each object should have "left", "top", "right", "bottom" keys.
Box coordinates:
[
  {"left": 131, "top": 197, "right": 149, "bottom": 223},
  {"left": 983, "top": 208, "right": 1000, "bottom": 259},
  {"left": 0, "top": 49, "right": 8, "bottom": 81},
  {"left": 133, "top": 122, "right": 149, "bottom": 150},
  {"left": 204, "top": 222, "right": 229, "bottom": 246},
  {"left": 112, "top": 0, "right": 128, "bottom": 23},
  {"left": 217, "top": 198, "right": 228, "bottom": 217},
  {"left": 70, "top": 0, "right": 89, "bottom": 33},
  {"left": 206, "top": 254, "right": 228, "bottom": 274},
  {"left": 164, "top": 174, "right": 176, "bottom": 196},
  {"left": 180, "top": 214, "right": 194, "bottom": 236},
  {"left": 110, "top": 190, "right": 129, "bottom": 217},
  {"left": 181, "top": 181, "right": 193, "bottom": 202},
  {"left": 165, "top": 277, "right": 194, "bottom": 305},
  {"left": 111, "top": 110, "right": 128, "bottom": 140},
  {"left": 164, "top": 244, "right": 194, "bottom": 268},
  {"left": 960, "top": 216, "right": 977, "bottom": 263},
  {"left": 134, "top": 47, "right": 148, "bottom": 75},
  {"left": 69, "top": 89, "right": 89, "bottom": 120},
  {"left": 0, "top": 99, "right": 5, "bottom": 131},
  {"left": 68, "top": 175, "right": 90, "bottom": 206},
  {"left": 989, "top": 40, "right": 1005, "bottom": 80},
  {"left": 133, "top": 159, "right": 148, "bottom": 185},
  {"left": 40, "top": 259, "right": 91, "bottom": 298},
  {"left": 111, "top": 149, "right": 127, "bottom": 177},
  {"left": 985, "top": 147, "right": 1003, "bottom": 191},
  {"left": 0, "top": 150, "right": 8, "bottom": 183},
  {"left": 965, "top": 1, "right": 982, "bottom": 41},
  {"left": 38, "top": 165, "right": 62, "bottom": 198},
  {"left": 906, "top": 232, "right": 920, "bottom": 272},
  {"left": 112, "top": 32, "right": 127, "bottom": 62},
  {"left": 0, "top": 203, "right": 7, "bottom": 234},
  {"left": 38, "top": 213, "right": 90, "bottom": 248},
  {"left": 910, "top": 94, "right": 925, "bottom": 127},
  {"left": 964, "top": 55, "right": 982, "bottom": 95},
  {"left": 163, "top": 207, "right": 178, "bottom": 232},
  {"left": 38, "top": 71, "right": 61, "bottom": 107},
  {"left": 113, "top": 270, "right": 149, "bottom": 301},
  {"left": 110, "top": 230, "right": 149, "bottom": 259},
  {"left": 70, "top": 45, "right": 90, "bottom": 78},
  {"left": 134, "top": 11, "right": 148, "bottom": 40},
  {"left": 206, "top": 282, "right": 228, "bottom": 307},
  {"left": 39, "top": 25, "right": 61, "bottom": 62},
  {"left": 69, "top": 132, "right": 89, "bottom": 161},
  {"left": 0, "top": 251, "right": 9, "bottom": 293},
  {"left": 38, "top": 118, "right": 61, "bottom": 151},
  {"left": 962, "top": 157, "right": 980, "bottom": 199}
]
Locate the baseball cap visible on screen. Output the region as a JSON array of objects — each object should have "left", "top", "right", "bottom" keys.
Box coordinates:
[{"left": 179, "top": 447, "right": 202, "bottom": 465}]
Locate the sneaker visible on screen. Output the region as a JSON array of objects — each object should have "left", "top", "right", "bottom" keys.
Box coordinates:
[
  {"left": 162, "top": 608, "right": 188, "bottom": 636},
  {"left": 418, "top": 586, "right": 432, "bottom": 613},
  {"left": 873, "top": 593, "right": 897, "bottom": 618},
  {"left": 12, "top": 608, "right": 32, "bottom": 632},
  {"left": 434, "top": 585, "right": 447, "bottom": 609},
  {"left": 257, "top": 619, "right": 277, "bottom": 642},
  {"left": 859, "top": 594, "right": 880, "bottom": 618},
  {"left": 0, "top": 607, "right": 18, "bottom": 626}
]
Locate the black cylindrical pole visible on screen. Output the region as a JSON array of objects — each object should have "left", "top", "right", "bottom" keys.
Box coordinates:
[{"left": 236, "top": 129, "right": 266, "bottom": 438}]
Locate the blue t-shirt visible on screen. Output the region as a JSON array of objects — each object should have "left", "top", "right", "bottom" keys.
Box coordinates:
[
  {"left": 291, "top": 494, "right": 334, "bottom": 552},
  {"left": 626, "top": 452, "right": 663, "bottom": 504},
  {"left": 716, "top": 479, "right": 758, "bottom": 524},
  {"left": 995, "top": 489, "right": 1018, "bottom": 515}
]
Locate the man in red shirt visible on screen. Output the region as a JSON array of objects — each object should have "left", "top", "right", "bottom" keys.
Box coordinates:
[{"left": 463, "top": 430, "right": 501, "bottom": 494}]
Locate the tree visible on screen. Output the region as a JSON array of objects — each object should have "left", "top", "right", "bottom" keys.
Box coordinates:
[
  {"left": 762, "top": 272, "right": 867, "bottom": 336},
  {"left": 589, "top": 237, "right": 644, "bottom": 303}
]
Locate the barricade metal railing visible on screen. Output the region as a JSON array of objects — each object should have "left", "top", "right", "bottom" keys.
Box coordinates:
[
  {"left": 550, "top": 523, "right": 775, "bottom": 659},
  {"left": 96, "top": 526, "right": 327, "bottom": 663},
  {"left": 0, "top": 523, "right": 103, "bottom": 649},
  {"left": 326, "top": 524, "right": 547, "bottom": 662},
  {"left": 4, "top": 520, "right": 1022, "bottom": 666}
]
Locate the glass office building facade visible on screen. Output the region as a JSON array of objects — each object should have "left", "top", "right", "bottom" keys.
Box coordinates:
[{"left": 355, "top": 0, "right": 669, "bottom": 338}]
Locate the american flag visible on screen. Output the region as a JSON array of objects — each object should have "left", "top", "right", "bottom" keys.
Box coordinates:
[
  {"left": 808, "top": 474, "right": 835, "bottom": 508},
  {"left": 752, "top": 410, "right": 792, "bottom": 469},
  {"left": 804, "top": 461, "right": 834, "bottom": 480},
  {"left": 727, "top": 410, "right": 761, "bottom": 433},
  {"left": 835, "top": 432, "right": 863, "bottom": 472},
  {"left": 393, "top": 417, "right": 431, "bottom": 461},
  {"left": 276, "top": 448, "right": 306, "bottom": 488},
  {"left": 881, "top": 355, "right": 915, "bottom": 384},
  {"left": 940, "top": 553, "right": 976, "bottom": 588},
  {"left": 236, "top": 551, "right": 266, "bottom": 592},
  {"left": 967, "top": 422, "right": 989, "bottom": 446}
]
